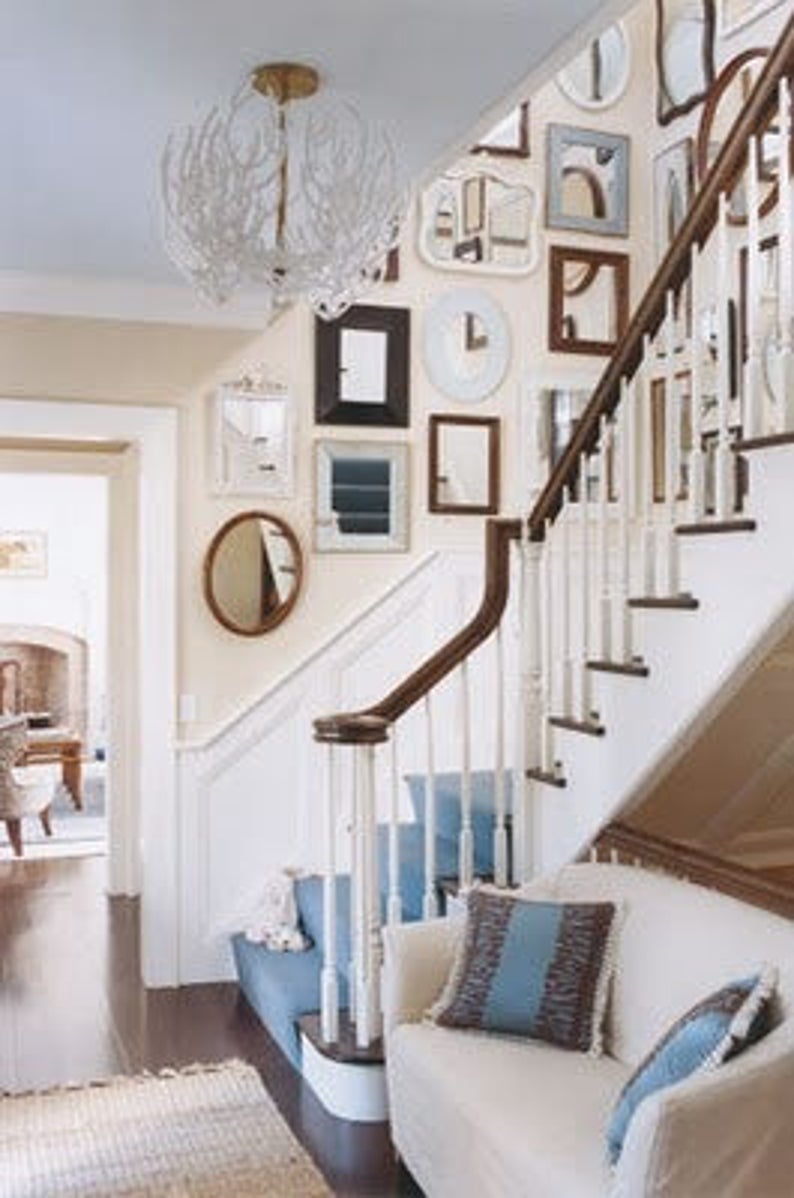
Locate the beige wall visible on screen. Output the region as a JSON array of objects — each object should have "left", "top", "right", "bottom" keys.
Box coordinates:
[{"left": 5, "top": 0, "right": 784, "bottom": 741}]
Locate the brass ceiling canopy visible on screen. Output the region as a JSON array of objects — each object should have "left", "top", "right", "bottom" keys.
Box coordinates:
[{"left": 251, "top": 62, "right": 320, "bottom": 104}]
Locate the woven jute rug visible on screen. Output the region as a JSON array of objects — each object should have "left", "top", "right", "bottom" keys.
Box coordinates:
[{"left": 0, "top": 1059, "right": 331, "bottom": 1197}]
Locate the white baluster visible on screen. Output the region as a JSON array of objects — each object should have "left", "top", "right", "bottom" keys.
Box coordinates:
[
  {"left": 778, "top": 78, "right": 794, "bottom": 430},
  {"left": 597, "top": 416, "right": 612, "bottom": 662},
  {"left": 616, "top": 383, "right": 634, "bottom": 662},
  {"left": 387, "top": 729, "right": 402, "bottom": 926},
  {"left": 355, "top": 743, "right": 381, "bottom": 1048},
  {"left": 423, "top": 693, "right": 438, "bottom": 920},
  {"left": 541, "top": 519, "right": 555, "bottom": 772},
  {"left": 459, "top": 659, "right": 474, "bottom": 889},
  {"left": 321, "top": 744, "right": 339, "bottom": 1044},
  {"left": 349, "top": 751, "right": 362, "bottom": 1027},
  {"left": 744, "top": 133, "right": 764, "bottom": 439},
  {"left": 664, "top": 289, "right": 680, "bottom": 592},
  {"left": 639, "top": 334, "right": 657, "bottom": 595},
  {"left": 493, "top": 623, "right": 508, "bottom": 888},
  {"left": 688, "top": 243, "right": 706, "bottom": 522},
  {"left": 524, "top": 536, "right": 544, "bottom": 766},
  {"left": 579, "top": 452, "right": 592, "bottom": 721},
  {"left": 560, "top": 490, "right": 575, "bottom": 717},
  {"left": 715, "top": 192, "right": 735, "bottom": 519}
]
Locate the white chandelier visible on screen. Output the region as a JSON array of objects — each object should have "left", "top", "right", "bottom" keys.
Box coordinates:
[{"left": 161, "top": 62, "right": 405, "bottom": 320}]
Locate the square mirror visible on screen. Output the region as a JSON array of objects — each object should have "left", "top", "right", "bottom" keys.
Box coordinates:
[
  {"left": 428, "top": 415, "right": 500, "bottom": 514},
  {"left": 549, "top": 246, "right": 630, "bottom": 357},
  {"left": 546, "top": 125, "right": 629, "bottom": 237},
  {"left": 212, "top": 385, "right": 294, "bottom": 497},
  {"left": 315, "top": 305, "right": 410, "bottom": 426},
  {"left": 315, "top": 440, "right": 409, "bottom": 552}
]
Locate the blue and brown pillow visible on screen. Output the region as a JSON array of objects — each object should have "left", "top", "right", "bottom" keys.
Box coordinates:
[
  {"left": 428, "top": 888, "right": 619, "bottom": 1055},
  {"left": 607, "top": 966, "right": 777, "bottom": 1165}
]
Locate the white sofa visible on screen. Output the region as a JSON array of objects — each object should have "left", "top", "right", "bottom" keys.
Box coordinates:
[{"left": 382, "top": 862, "right": 794, "bottom": 1198}]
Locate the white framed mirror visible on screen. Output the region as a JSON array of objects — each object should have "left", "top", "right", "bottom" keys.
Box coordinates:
[
  {"left": 212, "top": 385, "right": 293, "bottom": 497},
  {"left": 418, "top": 170, "right": 539, "bottom": 277},
  {"left": 556, "top": 23, "right": 631, "bottom": 111},
  {"left": 423, "top": 289, "right": 511, "bottom": 404},
  {"left": 314, "top": 440, "right": 409, "bottom": 553}
]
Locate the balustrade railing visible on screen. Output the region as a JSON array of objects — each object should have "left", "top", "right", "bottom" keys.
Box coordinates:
[{"left": 314, "top": 16, "right": 794, "bottom": 1049}]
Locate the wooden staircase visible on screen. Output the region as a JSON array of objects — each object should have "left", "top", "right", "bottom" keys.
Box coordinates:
[{"left": 306, "top": 14, "right": 794, "bottom": 1085}]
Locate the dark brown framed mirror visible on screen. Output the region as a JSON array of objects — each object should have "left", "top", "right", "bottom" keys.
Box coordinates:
[
  {"left": 315, "top": 304, "right": 410, "bottom": 427},
  {"left": 428, "top": 414, "right": 500, "bottom": 515},
  {"left": 549, "top": 245, "right": 630, "bottom": 357},
  {"left": 203, "top": 511, "right": 303, "bottom": 637}
]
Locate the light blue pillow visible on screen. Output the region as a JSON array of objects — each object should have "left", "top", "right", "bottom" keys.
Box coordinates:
[{"left": 607, "top": 967, "right": 777, "bottom": 1165}]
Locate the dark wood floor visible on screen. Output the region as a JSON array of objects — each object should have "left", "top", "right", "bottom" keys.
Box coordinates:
[{"left": 0, "top": 854, "right": 421, "bottom": 1197}]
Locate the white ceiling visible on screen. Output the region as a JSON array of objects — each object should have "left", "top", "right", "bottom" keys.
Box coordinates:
[{"left": 0, "top": 0, "right": 624, "bottom": 320}]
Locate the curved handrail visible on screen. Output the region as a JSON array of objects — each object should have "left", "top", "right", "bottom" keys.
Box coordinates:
[
  {"left": 528, "top": 13, "right": 794, "bottom": 538},
  {"left": 313, "top": 517, "right": 521, "bottom": 743}
]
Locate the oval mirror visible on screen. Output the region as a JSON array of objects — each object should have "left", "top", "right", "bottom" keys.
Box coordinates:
[
  {"left": 423, "top": 289, "right": 511, "bottom": 403},
  {"left": 556, "top": 24, "right": 630, "bottom": 110},
  {"left": 204, "top": 512, "right": 302, "bottom": 636}
]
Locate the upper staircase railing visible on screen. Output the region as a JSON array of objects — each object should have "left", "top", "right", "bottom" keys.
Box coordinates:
[{"left": 314, "top": 14, "right": 794, "bottom": 1050}]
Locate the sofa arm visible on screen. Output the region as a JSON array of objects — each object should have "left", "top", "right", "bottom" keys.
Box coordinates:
[
  {"left": 613, "top": 1038, "right": 794, "bottom": 1197},
  {"left": 381, "top": 918, "right": 460, "bottom": 1037}
]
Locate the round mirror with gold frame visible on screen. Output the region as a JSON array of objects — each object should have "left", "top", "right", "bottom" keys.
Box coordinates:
[{"left": 203, "top": 511, "right": 303, "bottom": 636}]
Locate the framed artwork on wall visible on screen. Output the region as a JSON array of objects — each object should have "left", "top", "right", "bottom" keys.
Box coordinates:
[
  {"left": 0, "top": 532, "right": 47, "bottom": 579},
  {"left": 548, "top": 246, "right": 630, "bottom": 356},
  {"left": 428, "top": 415, "right": 500, "bottom": 515},
  {"left": 315, "top": 305, "right": 410, "bottom": 427},
  {"left": 653, "top": 138, "right": 694, "bottom": 263},
  {"left": 314, "top": 440, "right": 409, "bottom": 552},
  {"left": 211, "top": 384, "right": 294, "bottom": 497},
  {"left": 546, "top": 124, "right": 630, "bottom": 237},
  {"left": 418, "top": 170, "right": 539, "bottom": 276},
  {"left": 471, "top": 102, "right": 530, "bottom": 158},
  {"left": 556, "top": 24, "right": 631, "bottom": 111},
  {"left": 655, "top": 0, "right": 716, "bottom": 126}
]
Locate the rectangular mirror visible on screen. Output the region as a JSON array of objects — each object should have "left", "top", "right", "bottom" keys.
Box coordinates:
[
  {"left": 429, "top": 415, "right": 500, "bottom": 514},
  {"left": 655, "top": 0, "right": 715, "bottom": 126},
  {"left": 315, "top": 305, "right": 410, "bottom": 427},
  {"left": 549, "top": 246, "right": 630, "bottom": 357},
  {"left": 546, "top": 124, "right": 629, "bottom": 236},
  {"left": 212, "top": 385, "right": 293, "bottom": 497},
  {"left": 339, "top": 328, "right": 388, "bottom": 404},
  {"left": 315, "top": 440, "right": 409, "bottom": 552}
]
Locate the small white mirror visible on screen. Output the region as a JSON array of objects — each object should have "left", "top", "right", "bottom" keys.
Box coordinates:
[
  {"left": 213, "top": 386, "right": 293, "bottom": 497},
  {"left": 557, "top": 24, "right": 630, "bottom": 110},
  {"left": 424, "top": 289, "right": 511, "bottom": 403}
]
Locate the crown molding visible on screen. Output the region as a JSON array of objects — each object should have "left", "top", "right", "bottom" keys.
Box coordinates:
[{"left": 0, "top": 270, "right": 272, "bottom": 330}]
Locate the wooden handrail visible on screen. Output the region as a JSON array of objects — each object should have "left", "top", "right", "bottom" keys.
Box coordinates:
[
  {"left": 594, "top": 821, "right": 794, "bottom": 921},
  {"left": 528, "top": 13, "right": 794, "bottom": 539},
  {"left": 313, "top": 517, "right": 521, "bottom": 744}
]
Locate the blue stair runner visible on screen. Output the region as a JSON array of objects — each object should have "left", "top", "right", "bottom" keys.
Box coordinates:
[{"left": 232, "top": 770, "right": 512, "bottom": 1066}]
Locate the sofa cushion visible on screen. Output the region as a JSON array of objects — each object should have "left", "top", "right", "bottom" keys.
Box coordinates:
[
  {"left": 429, "top": 888, "right": 618, "bottom": 1055},
  {"left": 607, "top": 967, "right": 777, "bottom": 1164},
  {"left": 388, "top": 1022, "right": 629, "bottom": 1198}
]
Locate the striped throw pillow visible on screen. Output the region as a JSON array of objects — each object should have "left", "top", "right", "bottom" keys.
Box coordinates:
[
  {"left": 607, "top": 966, "right": 777, "bottom": 1165},
  {"left": 428, "top": 888, "right": 619, "bottom": 1056}
]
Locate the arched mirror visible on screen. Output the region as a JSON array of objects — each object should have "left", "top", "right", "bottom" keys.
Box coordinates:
[
  {"left": 204, "top": 512, "right": 302, "bottom": 636},
  {"left": 423, "top": 289, "right": 511, "bottom": 403},
  {"left": 556, "top": 23, "right": 630, "bottom": 110}
]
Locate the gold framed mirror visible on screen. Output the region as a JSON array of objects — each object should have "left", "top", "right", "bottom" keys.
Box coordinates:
[{"left": 203, "top": 511, "right": 303, "bottom": 637}]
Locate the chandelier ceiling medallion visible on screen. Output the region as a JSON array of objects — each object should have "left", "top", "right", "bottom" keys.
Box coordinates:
[{"left": 161, "top": 62, "right": 405, "bottom": 320}]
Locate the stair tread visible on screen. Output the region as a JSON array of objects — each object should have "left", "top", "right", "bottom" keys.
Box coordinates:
[
  {"left": 298, "top": 1011, "right": 384, "bottom": 1065},
  {"left": 587, "top": 659, "right": 649, "bottom": 677},
  {"left": 734, "top": 432, "right": 794, "bottom": 452},
  {"left": 526, "top": 767, "right": 567, "bottom": 788},
  {"left": 628, "top": 594, "right": 699, "bottom": 610},
  {"left": 676, "top": 519, "right": 756, "bottom": 535},
  {"left": 549, "top": 716, "right": 606, "bottom": 737}
]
